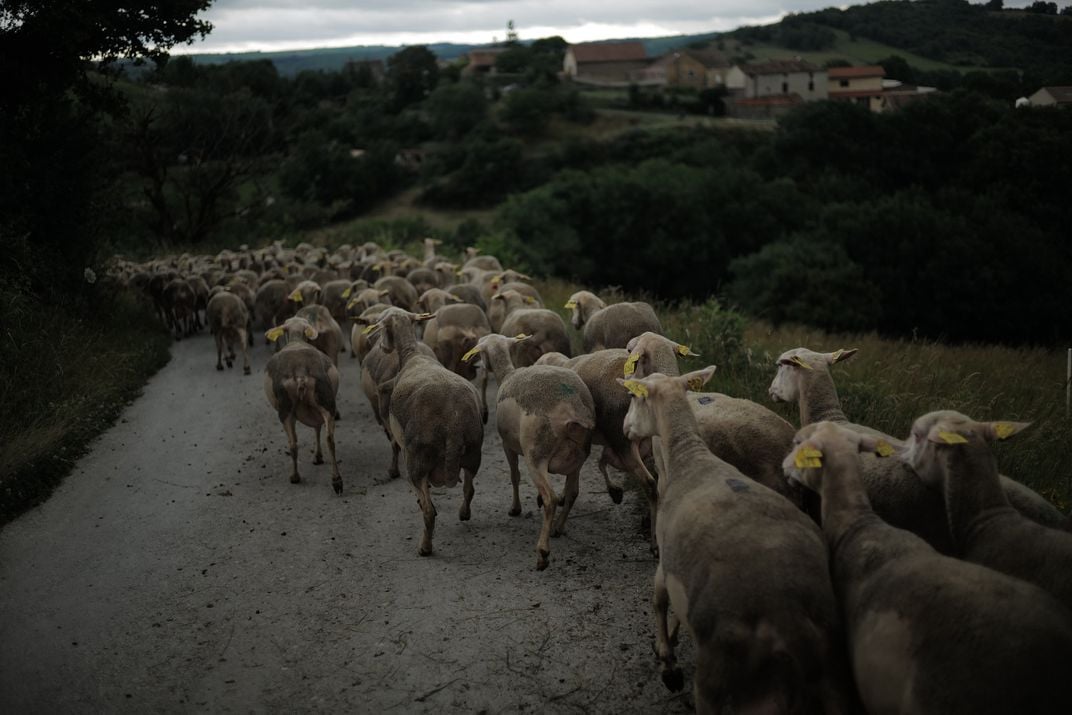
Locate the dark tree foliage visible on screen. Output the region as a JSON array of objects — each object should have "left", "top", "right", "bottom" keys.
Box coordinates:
[
  {"left": 386, "top": 45, "right": 439, "bottom": 111},
  {"left": 0, "top": 1, "right": 212, "bottom": 302}
]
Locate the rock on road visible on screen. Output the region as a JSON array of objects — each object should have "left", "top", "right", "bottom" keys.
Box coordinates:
[{"left": 0, "top": 334, "right": 693, "bottom": 713}]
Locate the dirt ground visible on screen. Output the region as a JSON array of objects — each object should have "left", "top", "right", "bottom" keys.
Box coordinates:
[{"left": 0, "top": 334, "right": 695, "bottom": 713}]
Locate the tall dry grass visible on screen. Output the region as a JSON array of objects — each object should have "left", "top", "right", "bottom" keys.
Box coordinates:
[{"left": 537, "top": 278, "right": 1072, "bottom": 510}]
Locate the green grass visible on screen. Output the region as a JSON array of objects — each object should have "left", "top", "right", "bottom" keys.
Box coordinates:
[
  {"left": 724, "top": 29, "right": 996, "bottom": 72},
  {"left": 0, "top": 292, "right": 172, "bottom": 524}
]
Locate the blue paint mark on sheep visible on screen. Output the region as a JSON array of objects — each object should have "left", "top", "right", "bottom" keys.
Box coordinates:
[
  {"left": 697, "top": 396, "right": 714, "bottom": 405},
  {"left": 558, "top": 383, "right": 576, "bottom": 396},
  {"left": 726, "top": 478, "right": 749, "bottom": 493}
]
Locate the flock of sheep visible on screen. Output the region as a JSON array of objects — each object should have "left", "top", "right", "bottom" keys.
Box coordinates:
[{"left": 113, "top": 238, "right": 1072, "bottom": 714}]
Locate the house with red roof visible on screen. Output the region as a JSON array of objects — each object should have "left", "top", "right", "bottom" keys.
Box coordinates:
[{"left": 828, "top": 65, "right": 885, "bottom": 112}]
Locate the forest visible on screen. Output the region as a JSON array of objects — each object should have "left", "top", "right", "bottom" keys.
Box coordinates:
[{"left": 2, "top": 0, "right": 1072, "bottom": 349}]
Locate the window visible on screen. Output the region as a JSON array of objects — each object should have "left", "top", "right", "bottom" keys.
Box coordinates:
[
  {"left": 782, "top": 81, "right": 788, "bottom": 94},
  {"left": 839, "top": 79, "right": 850, "bottom": 87},
  {"left": 808, "top": 80, "right": 814, "bottom": 91}
]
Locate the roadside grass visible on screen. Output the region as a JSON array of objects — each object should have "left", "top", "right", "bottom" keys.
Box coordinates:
[
  {"left": 0, "top": 291, "right": 171, "bottom": 524},
  {"left": 535, "top": 278, "right": 1071, "bottom": 510}
]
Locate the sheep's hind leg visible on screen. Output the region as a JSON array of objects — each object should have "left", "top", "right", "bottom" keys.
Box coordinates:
[
  {"left": 598, "top": 449, "right": 624, "bottom": 504},
  {"left": 459, "top": 467, "right": 475, "bottom": 521},
  {"left": 414, "top": 476, "right": 437, "bottom": 556},
  {"left": 214, "top": 331, "right": 225, "bottom": 371},
  {"left": 505, "top": 448, "right": 522, "bottom": 516},
  {"left": 552, "top": 470, "right": 580, "bottom": 537},
  {"left": 653, "top": 562, "right": 684, "bottom": 692},
  {"left": 318, "top": 407, "right": 342, "bottom": 494},
  {"left": 526, "top": 456, "right": 557, "bottom": 570},
  {"left": 283, "top": 415, "right": 300, "bottom": 484},
  {"left": 312, "top": 424, "right": 324, "bottom": 465}
]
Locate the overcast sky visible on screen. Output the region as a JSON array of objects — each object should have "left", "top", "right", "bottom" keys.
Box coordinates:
[{"left": 177, "top": 1, "right": 1059, "bottom": 54}]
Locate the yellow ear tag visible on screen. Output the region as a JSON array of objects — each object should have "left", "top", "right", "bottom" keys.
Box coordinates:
[
  {"left": 687, "top": 377, "right": 704, "bottom": 391},
  {"left": 875, "top": 440, "right": 895, "bottom": 458},
  {"left": 677, "top": 344, "right": 692, "bottom": 357},
  {"left": 623, "top": 353, "right": 640, "bottom": 377},
  {"left": 524, "top": 296, "right": 536, "bottom": 304},
  {"left": 362, "top": 324, "right": 378, "bottom": 335},
  {"left": 342, "top": 287, "right": 352, "bottom": 298},
  {"left": 289, "top": 290, "right": 303, "bottom": 302},
  {"left": 564, "top": 300, "right": 577, "bottom": 309},
  {"left": 794, "top": 447, "right": 823, "bottom": 469},
  {"left": 790, "top": 356, "right": 813, "bottom": 370},
  {"left": 490, "top": 276, "right": 501, "bottom": 286},
  {"left": 623, "top": 380, "right": 648, "bottom": 399},
  {"left": 993, "top": 422, "right": 1017, "bottom": 440},
  {"left": 514, "top": 333, "right": 528, "bottom": 340},
  {"left": 304, "top": 327, "right": 316, "bottom": 339},
  {"left": 461, "top": 347, "right": 480, "bottom": 363},
  {"left": 938, "top": 431, "right": 968, "bottom": 445},
  {"left": 266, "top": 327, "right": 284, "bottom": 342}
]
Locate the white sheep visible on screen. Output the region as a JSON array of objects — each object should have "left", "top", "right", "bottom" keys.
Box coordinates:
[
  {"left": 367, "top": 308, "right": 484, "bottom": 556},
  {"left": 784, "top": 421, "right": 1072, "bottom": 715},
  {"left": 900, "top": 410, "right": 1072, "bottom": 609},
  {"left": 565, "top": 290, "right": 662, "bottom": 352},
  {"left": 264, "top": 317, "right": 342, "bottom": 494},
  {"left": 620, "top": 370, "right": 854, "bottom": 712},
  {"left": 769, "top": 347, "right": 1067, "bottom": 543},
  {"left": 463, "top": 334, "right": 595, "bottom": 570}
]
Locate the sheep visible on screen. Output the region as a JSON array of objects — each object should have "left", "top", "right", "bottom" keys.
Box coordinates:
[
  {"left": 286, "top": 280, "right": 322, "bottom": 314},
  {"left": 446, "top": 284, "right": 486, "bottom": 312},
  {"left": 432, "top": 261, "right": 457, "bottom": 288},
  {"left": 626, "top": 332, "right": 806, "bottom": 514},
  {"left": 415, "top": 288, "right": 462, "bottom": 315},
  {"left": 263, "top": 317, "right": 343, "bottom": 494},
  {"left": 294, "top": 304, "right": 343, "bottom": 368},
  {"left": 494, "top": 290, "right": 571, "bottom": 367},
  {"left": 254, "top": 279, "right": 290, "bottom": 336},
  {"left": 373, "top": 275, "right": 418, "bottom": 312},
  {"left": 770, "top": 346, "right": 1068, "bottom": 534},
  {"left": 565, "top": 290, "right": 662, "bottom": 352},
  {"left": 783, "top": 421, "right": 1072, "bottom": 715},
  {"left": 421, "top": 237, "right": 442, "bottom": 269},
  {"left": 900, "top": 410, "right": 1072, "bottom": 609},
  {"left": 319, "top": 279, "right": 355, "bottom": 331},
  {"left": 187, "top": 275, "right": 210, "bottom": 331},
  {"left": 351, "top": 303, "right": 390, "bottom": 363},
  {"left": 163, "top": 278, "right": 197, "bottom": 339},
  {"left": 619, "top": 369, "right": 854, "bottom": 712},
  {"left": 345, "top": 287, "right": 385, "bottom": 318},
  {"left": 359, "top": 330, "right": 437, "bottom": 480},
  {"left": 421, "top": 302, "right": 492, "bottom": 422},
  {"left": 206, "top": 291, "right": 251, "bottom": 374},
  {"left": 366, "top": 308, "right": 484, "bottom": 556},
  {"left": 406, "top": 267, "right": 440, "bottom": 295},
  {"left": 464, "top": 333, "right": 595, "bottom": 570},
  {"left": 487, "top": 283, "right": 543, "bottom": 332},
  {"left": 462, "top": 248, "right": 502, "bottom": 272}
]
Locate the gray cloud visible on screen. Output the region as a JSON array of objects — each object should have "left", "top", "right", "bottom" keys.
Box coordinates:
[{"left": 183, "top": 1, "right": 1068, "bottom": 53}]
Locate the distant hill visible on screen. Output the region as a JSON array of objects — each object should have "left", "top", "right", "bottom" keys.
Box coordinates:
[{"left": 181, "top": 32, "right": 722, "bottom": 76}]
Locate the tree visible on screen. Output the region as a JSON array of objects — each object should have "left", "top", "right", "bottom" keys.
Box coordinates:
[
  {"left": 386, "top": 45, "right": 438, "bottom": 111},
  {"left": 426, "top": 81, "right": 488, "bottom": 139},
  {"left": 984, "top": 0, "right": 1003, "bottom": 10},
  {"left": 0, "top": 1, "right": 214, "bottom": 301},
  {"left": 505, "top": 20, "right": 519, "bottom": 45}
]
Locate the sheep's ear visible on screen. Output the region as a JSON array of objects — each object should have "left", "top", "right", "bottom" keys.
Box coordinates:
[
  {"left": 523, "top": 296, "right": 536, "bottom": 304},
  {"left": 346, "top": 297, "right": 359, "bottom": 310},
  {"left": 927, "top": 426, "right": 969, "bottom": 445},
  {"left": 985, "top": 421, "right": 1031, "bottom": 442},
  {"left": 266, "top": 327, "right": 285, "bottom": 342},
  {"left": 564, "top": 299, "right": 578, "bottom": 309},
  {"left": 625, "top": 336, "right": 640, "bottom": 352},
  {"left": 793, "top": 443, "right": 824, "bottom": 470},
  {"left": 491, "top": 294, "right": 504, "bottom": 301},
  {"left": 449, "top": 295, "right": 463, "bottom": 303},
  {"left": 414, "top": 312, "right": 434, "bottom": 322},
  {"left": 513, "top": 333, "right": 531, "bottom": 342},
  {"left": 461, "top": 346, "right": 481, "bottom": 363},
  {"left": 828, "top": 348, "right": 858, "bottom": 364},
  {"left": 342, "top": 287, "right": 352, "bottom": 298},
  {"left": 304, "top": 325, "right": 319, "bottom": 340},
  {"left": 857, "top": 434, "right": 903, "bottom": 457},
  {"left": 288, "top": 289, "right": 303, "bottom": 302},
  {"left": 623, "top": 352, "right": 640, "bottom": 377},
  {"left": 681, "top": 365, "right": 716, "bottom": 392},
  {"left": 621, "top": 379, "right": 649, "bottom": 399},
  {"left": 676, "top": 343, "right": 700, "bottom": 357},
  {"left": 779, "top": 355, "right": 813, "bottom": 370}
]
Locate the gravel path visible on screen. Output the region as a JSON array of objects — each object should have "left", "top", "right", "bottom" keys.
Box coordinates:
[{"left": 0, "top": 334, "right": 694, "bottom": 713}]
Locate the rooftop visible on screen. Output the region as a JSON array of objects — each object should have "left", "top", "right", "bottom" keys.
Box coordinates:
[
  {"left": 568, "top": 41, "right": 647, "bottom": 64},
  {"left": 828, "top": 65, "right": 885, "bottom": 79},
  {"left": 742, "top": 59, "right": 821, "bottom": 76}
]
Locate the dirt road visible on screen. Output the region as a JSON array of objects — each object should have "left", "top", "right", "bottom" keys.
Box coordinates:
[{"left": 0, "top": 334, "right": 693, "bottom": 713}]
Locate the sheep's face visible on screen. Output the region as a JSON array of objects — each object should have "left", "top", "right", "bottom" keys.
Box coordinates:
[
  {"left": 769, "top": 361, "right": 803, "bottom": 404},
  {"left": 769, "top": 347, "right": 857, "bottom": 403},
  {"left": 784, "top": 421, "right": 890, "bottom": 493},
  {"left": 621, "top": 378, "right": 658, "bottom": 442}
]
